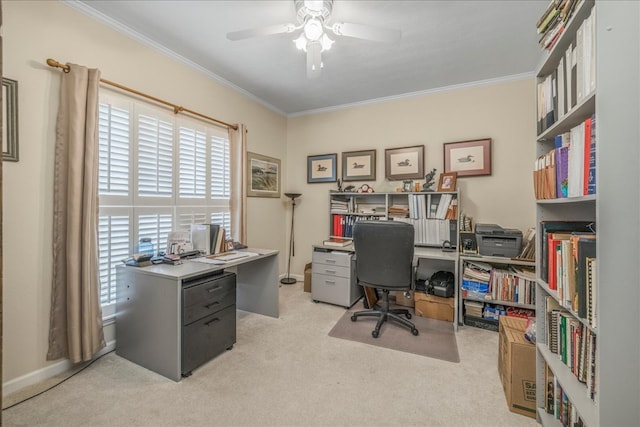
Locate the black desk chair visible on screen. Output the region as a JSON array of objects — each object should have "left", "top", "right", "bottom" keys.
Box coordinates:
[{"left": 350, "top": 221, "right": 419, "bottom": 338}]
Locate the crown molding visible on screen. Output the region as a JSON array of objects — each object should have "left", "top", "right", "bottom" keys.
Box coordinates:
[
  {"left": 60, "top": 0, "right": 287, "bottom": 117},
  {"left": 287, "top": 72, "right": 535, "bottom": 118}
]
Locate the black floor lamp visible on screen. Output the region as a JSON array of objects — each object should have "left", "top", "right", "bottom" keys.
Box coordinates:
[{"left": 281, "top": 192, "right": 302, "bottom": 285}]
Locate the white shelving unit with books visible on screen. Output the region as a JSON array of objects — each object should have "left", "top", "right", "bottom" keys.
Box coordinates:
[
  {"left": 327, "top": 190, "right": 462, "bottom": 330},
  {"left": 459, "top": 255, "right": 536, "bottom": 330},
  {"left": 533, "top": 1, "right": 639, "bottom": 425}
]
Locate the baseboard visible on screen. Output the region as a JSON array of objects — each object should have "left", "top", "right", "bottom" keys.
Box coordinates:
[{"left": 2, "top": 340, "right": 116, "bottom": 397}]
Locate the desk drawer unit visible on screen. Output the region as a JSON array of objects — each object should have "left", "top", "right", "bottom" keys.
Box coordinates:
[
  {"left": 181, "top": 271, "right": 236, "bottom": 376},
  {"left": 312, "top": 248, "right": 361, "bottom": 308}
]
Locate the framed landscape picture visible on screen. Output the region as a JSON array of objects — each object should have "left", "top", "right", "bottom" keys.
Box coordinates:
[
  {"left": 342, "top": 149, "right": 376, "bottom": 181},
  {"left": 2, "top": 78, "right": 19, "bottom": 162},
  {"left": 247, "top": 152, "right": 281, "bottom": 197},
  {"left": 385, "top": 145, "right": 424, "bottom": 180},
  {"left": 443, "top": 138, "right": 492, "bottom": 177},
  {"left": 308, "top": 153, "right": 337, "bottom": 183}
]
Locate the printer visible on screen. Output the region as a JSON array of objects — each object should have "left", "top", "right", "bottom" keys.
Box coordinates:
[{"left": 475, "top": 223, "right": 523, "bottom": 258}]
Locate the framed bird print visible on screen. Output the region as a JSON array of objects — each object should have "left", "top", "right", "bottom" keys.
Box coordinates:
[
  {"left": 342, "top": 149, "right": 376, "bottom": 181},
  {"left": 307, "top": 153, "right": 337, "bottom": 183},
  {"left": 384, "top": 145, "right": 424, "bottom": 180},
  {"left": 443, "top": 138, "right": 492, "bottom": 177}
]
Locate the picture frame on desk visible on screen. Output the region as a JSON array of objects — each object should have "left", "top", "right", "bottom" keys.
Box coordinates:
[
  {"left": 342, "top": 149, "right": 376, "bottom": 181},
  {"left": 443, "top": 138, "right": 491, "bottom": 177},
  {"left": 308, "top": 153, "right": 337, "bottom": 183},
  {"left": 385, "top": 145, "right": 424, "bottom": 180},
  {"left": 247, "top": 152, "right": 281, "bottom": 198},
  {"left": 437, "top": 172, "right": 457, "bottom": 191}
]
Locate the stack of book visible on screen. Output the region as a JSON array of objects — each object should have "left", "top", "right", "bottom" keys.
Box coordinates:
[
  {"left": 536, "top": 0, "right": 580, "bottom": 51},
  {"left": 387, "top": 205, "right": 409, "bottom": 218}
]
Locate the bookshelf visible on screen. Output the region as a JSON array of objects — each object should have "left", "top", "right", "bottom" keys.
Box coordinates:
[
  {"left": 459, "top": 255, "right": 535, "bottom": 330},
  {"left": 328, "top": 190, "right": 459, "bottom": 248},
  {"left": 328, "top": 190, "right": 462, "bottom": 329},
  {"left": 534, "top": 1, "right": 640, "bottom": 425}
]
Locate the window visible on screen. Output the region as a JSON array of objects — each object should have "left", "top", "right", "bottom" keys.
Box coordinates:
[{"left": 98, "top": 90, "right": 232, "bottom": 313}]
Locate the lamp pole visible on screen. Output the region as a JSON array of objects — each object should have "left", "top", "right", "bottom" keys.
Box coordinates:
[{"left": 281, "top": 193, "right": 301, "bottom": 285}]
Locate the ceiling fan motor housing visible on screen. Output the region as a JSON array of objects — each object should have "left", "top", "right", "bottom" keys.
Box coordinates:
[{"left": 295, "top": 0, "right": 333, "bottom": 24}]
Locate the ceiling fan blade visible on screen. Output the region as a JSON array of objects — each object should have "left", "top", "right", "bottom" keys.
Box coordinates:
[
  {"left": 330, "top": 22, "right": 401, "bottom": 43},
  {"left": 226, "top": 23, "right": 297, "bottom": 41},
  {"left": 306, "top": 42, "right": 322, "bottom": 79}
]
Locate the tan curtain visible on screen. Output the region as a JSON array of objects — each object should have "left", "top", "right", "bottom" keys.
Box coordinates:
[
  {"left": 229, "top": 124, "right": 247, "bottom": 244},
  {"left": 47, "top": 64, "right": 105, "bottom": 363}
]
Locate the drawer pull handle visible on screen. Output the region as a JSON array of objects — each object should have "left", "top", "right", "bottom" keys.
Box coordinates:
[
  {"left": 205, "top": 301, "right": 220, "bottom": 309},
  {"left": 325, "top": 270, "right": 336, "bottom": 274},
  {"left": 205, "top": 318, "right": 220, "bottom": 326},
  {"left": 325, "top": 280, "right": 336, "bottom": 285},
  {"left": 207, "top": 286, "right": 221, "bottom": 293},
  {"left": 326, "top": 259, "right": 337, "bottom": 263}
]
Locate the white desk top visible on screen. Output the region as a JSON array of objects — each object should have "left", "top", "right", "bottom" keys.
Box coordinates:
[{"left": 120, "top": 248, "right": 278, "bottom": 280}]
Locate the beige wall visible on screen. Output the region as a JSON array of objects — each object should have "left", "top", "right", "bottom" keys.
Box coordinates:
[
  {"left": 286, "top": 78, "right": 537, "bottom": 276},
  {"left": 2, "top": 1, "right": 287, "bottom": 386},
  {"left": 2, "top": 1, "right": 536, "bottom": 391}
]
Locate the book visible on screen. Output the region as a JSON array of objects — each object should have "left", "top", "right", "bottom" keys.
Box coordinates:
[
  {"left": 540, "top": 221, "right": 593, "bottom": 284},
  {"left": 576, "top": 237, "right": 596, "bottom": 319},
  {"left": 587, "top": 114, "right": 596, "bottom": 195},
  {"left": 322, "top": 237, "right": 352, "bottom": 247}
]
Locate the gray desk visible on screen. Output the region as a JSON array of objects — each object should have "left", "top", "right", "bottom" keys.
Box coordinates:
[{"left": 116, "top": 249, "right": 278, "bottom": 381}]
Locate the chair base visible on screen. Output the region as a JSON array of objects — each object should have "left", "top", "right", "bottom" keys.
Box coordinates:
[{"left": 350, "top": 290, "right": 419, "bottom": 338}]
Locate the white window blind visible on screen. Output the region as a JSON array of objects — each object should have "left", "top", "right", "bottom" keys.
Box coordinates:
[
  {"left": 97, "top": 90, "right": 233, "bottom": 310},
  {"left": 137, "top": 112, "right": 173, "bottom": 198}
]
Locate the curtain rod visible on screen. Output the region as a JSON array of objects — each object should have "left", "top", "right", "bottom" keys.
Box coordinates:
[{"left": 46, "top": 58, "right": 238, "bottom": 131}]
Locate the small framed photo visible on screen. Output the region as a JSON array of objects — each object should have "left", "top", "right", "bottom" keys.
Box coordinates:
[
  {"left": 385, "top": 145, "right": 424, "bottom": 180},
  {"left": 437, "top": 172, "right": 457, "bottom": 192},
  {"left": 402, "top": 180, "right": 413, "bottom": 192},
  {"left": 342, "top": 149, "right": 376, "bottom": 181},
  {"left": 247, "top": 152, "right": 281, "bottom": 198},
  {"left": 443, "top": 138, "right": 492, "bottom": 177},
  {"left": 308, "top": 153, "right": 337, "bottom": 183}
]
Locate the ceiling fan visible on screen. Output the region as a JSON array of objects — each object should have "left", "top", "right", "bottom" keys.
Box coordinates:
[{"left": 226, "top": 0, "right": 401, "bottom": 78}]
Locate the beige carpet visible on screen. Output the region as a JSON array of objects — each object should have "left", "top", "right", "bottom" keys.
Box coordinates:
[{"left": 328, "top": 307, "right": 460, "bottom": 363}]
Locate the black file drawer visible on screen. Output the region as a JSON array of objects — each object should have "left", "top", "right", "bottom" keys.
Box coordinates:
[
  {"left": 181, "top": 304, "right": 236, "bottom": 375},
  {"left": 182, "top": 272, "right": 236, "bottom": 325}
]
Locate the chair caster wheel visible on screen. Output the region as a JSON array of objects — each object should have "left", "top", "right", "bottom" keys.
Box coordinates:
[
  {"left": 350, "top": 315, "right": 357, "bottom": 321},
  {"left": 411, "top": 328, "right": 419, "bottom": 336},
  {"left": 372, "top": 330, "right": 379, "bottom": 338},
  {"left": 406, "top": 313, "right": 412, "bottom": 319}
]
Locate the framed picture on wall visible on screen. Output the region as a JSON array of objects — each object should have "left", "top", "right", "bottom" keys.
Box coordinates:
[
  {"left": 342, "top": 149, "right": 376, "bottom": 181},
  {"left": 247, "top": 152, "right": 281, "bottom": 197},
  {"left": 384, "top": 145, "right": 424, "bottom": 180},
  {"left": 308, "top": 153, "right": 337, "bottom": 183},
  {"left": 2, "top": 78, "right": 19, "bottom": 162},
  {"left": 443, "top": 138, "right": 492, "bottom": 177}
]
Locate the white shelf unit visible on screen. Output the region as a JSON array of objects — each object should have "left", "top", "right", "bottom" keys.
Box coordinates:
[
  {"left": 534, "top": 2, "right": 640, "bottom": 425},
  {"left": 459, "top": 255, "right": 535, "bottom": 328},
  {"left": 328, "top": 190, "right": 462, "bottom": 330},
  {"left": 328, "top": 190, "right": 459, "bottom": 247}
]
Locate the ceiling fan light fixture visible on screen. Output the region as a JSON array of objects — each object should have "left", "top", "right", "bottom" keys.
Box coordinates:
[
  {"left": 294, "top": 34, "right": 308, "bottom": 51},
  {"left": 303, "top": 18, "right": 324, "bottom": 41},
  {"left": 320, "top": 33, "right": 334, "bottom": 51}
]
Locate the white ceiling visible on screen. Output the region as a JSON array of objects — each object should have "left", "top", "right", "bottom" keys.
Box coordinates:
[{"left": 71, "top": 0, "right": 548, "bottom": 116}]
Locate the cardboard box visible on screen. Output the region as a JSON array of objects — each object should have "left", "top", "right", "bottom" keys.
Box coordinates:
[
  {"left": 498, "top": 316, "right": 536, "bottom": 419},
  {"left": 394, "top": 290, "right": 414, "bottom": 307},
  {"left": 304, "top": 263, "right": 312, "bottom": 293},
  {"left": 414, "top": 292, "right": 454, "bottom": 322}
]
